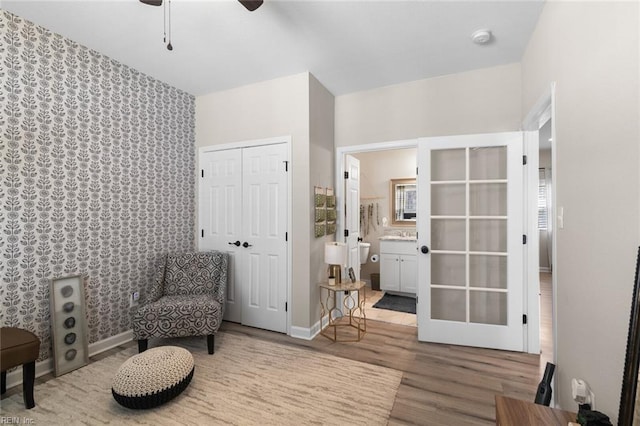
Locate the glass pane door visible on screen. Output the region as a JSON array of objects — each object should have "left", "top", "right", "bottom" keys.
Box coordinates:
[{"left": 417, "top": 133, "right": 523, "bottom": 351}]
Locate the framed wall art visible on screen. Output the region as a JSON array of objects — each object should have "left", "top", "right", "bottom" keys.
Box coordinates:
[{"left": 50, "top": 275, "right": 89, "bottom": 376}]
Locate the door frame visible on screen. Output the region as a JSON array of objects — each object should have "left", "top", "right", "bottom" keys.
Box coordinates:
[
  {"left": 522, "top": 84, "right": 558, "bottom": 366},
  {"left": 336, "top": 139, "right": 418, "bottom": 252},
  {"left": 197, "top": 136, "right": 293, "bottom": 336},
  {"left": 337, "top": 134, "right": 543, "bottom": 354}
]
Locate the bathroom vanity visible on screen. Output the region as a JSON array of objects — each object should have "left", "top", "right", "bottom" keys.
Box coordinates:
[{"left": 379, "top": 237, "right": 417, "bottom": 295}]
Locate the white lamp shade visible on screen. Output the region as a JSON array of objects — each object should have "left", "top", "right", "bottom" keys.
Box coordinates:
[{"left": 324, "top": 242, "right": 346, "bottom": 266}]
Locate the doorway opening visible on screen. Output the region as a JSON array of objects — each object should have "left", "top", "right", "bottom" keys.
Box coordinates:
[
  {"left": 336, "top": 127, "right": 539, "bottom": 353},
  {"left": 522, "top": 82, "right": 557, "bottom": 384},
  {"left": 538, "top": 118, "right": 554, "bottom": 373},
  {"left": 337, "top": 140, "right": 418, "bottom": 329}
]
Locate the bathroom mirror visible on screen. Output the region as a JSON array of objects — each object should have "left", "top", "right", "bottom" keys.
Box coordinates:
[{"left": 390, "top": 178, "right": 417, "bottom": 226}]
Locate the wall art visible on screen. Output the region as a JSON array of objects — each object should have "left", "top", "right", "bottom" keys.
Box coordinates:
[{"left": 50, "top": 275, "right": 89, "bottom": 376}]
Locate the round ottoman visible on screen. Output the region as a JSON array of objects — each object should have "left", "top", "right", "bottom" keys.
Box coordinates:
[{"left": 112, "top": 346, "right": 194, "bottom": 409}]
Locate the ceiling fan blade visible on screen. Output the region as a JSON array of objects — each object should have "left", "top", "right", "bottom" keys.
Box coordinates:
[
  {"left": 238, "top": 0, "right": 263, "bottom": 12},
  {"left": 140, "top": 0, "right": 163, "bottom": 6}
]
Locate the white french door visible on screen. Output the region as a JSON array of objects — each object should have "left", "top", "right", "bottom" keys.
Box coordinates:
[
  {"left": 417, "top": 132, "right": 524, "bottom": 351},
  {"left": 199, "top": 143, "right": 288, "bottom": 333}
]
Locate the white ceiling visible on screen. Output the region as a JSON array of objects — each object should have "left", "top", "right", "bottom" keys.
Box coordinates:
[{"left": 1, "top": 0, "right": 545, "bottom": 96}]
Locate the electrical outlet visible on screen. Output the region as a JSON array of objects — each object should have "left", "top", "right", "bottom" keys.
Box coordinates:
[
  {"left": 571, "top": 378, "right": 595, "bottom": 409},
  {"left": 130, "top": 291, "right": 140, "bottom": 308}
]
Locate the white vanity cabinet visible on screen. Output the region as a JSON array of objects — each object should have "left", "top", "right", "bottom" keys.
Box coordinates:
[{"left": 379, "top": 240, "right": 417, "bottom": 294}]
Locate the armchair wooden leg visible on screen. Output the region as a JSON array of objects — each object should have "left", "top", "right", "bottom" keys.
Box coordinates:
[
  {"left": 1, "top": 370, "right": 6, "bottom": 395},
  {"left": 23, "top": 361, "right": 35, "bottom": 409},
  {"left": 207, "top": 334, "right": 214, "bottom": 354},
  {"left": 138, "top": 339, "right": 148, "bottom": 353}
]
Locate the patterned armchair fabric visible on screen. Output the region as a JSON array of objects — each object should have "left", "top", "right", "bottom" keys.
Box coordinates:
[{"left": 132, "top": 252, "right": 228, "bottom": 354}]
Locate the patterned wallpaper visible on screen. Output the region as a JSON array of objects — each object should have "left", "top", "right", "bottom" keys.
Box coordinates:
[{"left": 0, "top": 11, "right": 196, "bottom": 361}]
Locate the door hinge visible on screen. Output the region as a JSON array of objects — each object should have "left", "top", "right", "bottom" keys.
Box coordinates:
[
  {"left": 283, "top": 161, "right": 289, "bottom": 172},
  {"left": 416, "top": 167, "right": 418, "bottom": 175},
  {"left": 344, "top": 171, "right": 349, "bottom": 179},
  {"left": 523, "top": 155, "right": 528, "bottom": 165},
  {"left": 285, "top": 232, "right": 288, "bottom": 242},
  {"left": 285, "top": 302, "right": 288, "bottom": 312},
  {"left": 344, "top": 229, "right": 349, "bottom": 237},
  {"left": 523, "top": 234, "right": 527, "bottom": 244},
  {"left": 201, "top": 229, "right": 204, "bottom": 238},
  {"left": 201, "top": 169, "right": 204, "bottom": 178},
  {"left": 523, "top": 314, "right": 528, "bottom": 324}
]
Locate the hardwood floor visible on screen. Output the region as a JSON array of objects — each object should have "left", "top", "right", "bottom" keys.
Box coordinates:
[
  {"left": 219, "top": 272, "right": 554, "bottom": 425},
  {"left": 221, "top": 320, "right": 540, "bottom": 425},
  {"left": 3, "top": 274, "right": 553, "bottom": 425}
]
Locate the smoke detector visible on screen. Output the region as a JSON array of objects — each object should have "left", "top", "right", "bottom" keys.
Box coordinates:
[{"left": 471, "top": 29, "right": 492, "bottom": 45}]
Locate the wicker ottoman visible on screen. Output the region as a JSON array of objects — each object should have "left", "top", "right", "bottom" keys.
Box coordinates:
[{"left": 112, "top": 346, "right": 194, "bottom": 409}]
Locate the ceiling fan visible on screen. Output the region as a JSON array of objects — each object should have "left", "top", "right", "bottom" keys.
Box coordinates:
[
  {"left": 140, "top": 0, "right": 263, "bottom": 12},
  {"left": 140, "top": 0, "right": 263, "bottom": 51}
]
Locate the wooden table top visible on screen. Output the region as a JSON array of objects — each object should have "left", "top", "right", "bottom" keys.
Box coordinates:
[{"left": 495, "top": 395, "right": 576, "bottom": 425}]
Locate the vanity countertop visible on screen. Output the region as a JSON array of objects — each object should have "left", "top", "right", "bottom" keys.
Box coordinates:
[{"left": 379, "top": 236, "right": 417, "bottom": 242}]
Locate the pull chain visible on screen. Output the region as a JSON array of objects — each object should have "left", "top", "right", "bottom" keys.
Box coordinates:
[{"left": 164, "top": 0, "right": 173, "bottom": 50}]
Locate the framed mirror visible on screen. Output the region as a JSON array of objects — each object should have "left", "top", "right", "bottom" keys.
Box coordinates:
[
  {"left": 390, "top": 178, "right": 416, "bottom": 226},
  {"left": 619, "top": 246, "right": 640, "bottom": 425}
]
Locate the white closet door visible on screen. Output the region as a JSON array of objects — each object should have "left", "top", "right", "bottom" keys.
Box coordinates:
[
  {"left": 240, "top": 144, "right": 288, "bottom": 333},
  {"left": 199, "top": 143, "right": 288, "bottom": 333},
  {"left": 199, "top": 149, "right": 243, "bottom": 323}
]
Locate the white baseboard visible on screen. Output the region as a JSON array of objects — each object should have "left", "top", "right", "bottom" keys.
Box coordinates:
[
  {"left": 88, "top": 330, "right": 134, "bottom": 358},
  {"left": 289, "top": 316, "right": 329, "bottom": 341},
  {"left": 5, "top": 329, "right": 134, "bottom": 390}
]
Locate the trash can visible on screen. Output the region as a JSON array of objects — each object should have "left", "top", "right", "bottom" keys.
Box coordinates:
[{"left": 370, "top": 273, "right": 380, "bottom": 291}]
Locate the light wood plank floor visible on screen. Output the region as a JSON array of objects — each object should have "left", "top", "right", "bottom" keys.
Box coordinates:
[
  {"left": 4, "top": 274, "right": 553, "bottom": 425},
  {"left": 221, "top": 320, "right": 540, "bottom": 425}
]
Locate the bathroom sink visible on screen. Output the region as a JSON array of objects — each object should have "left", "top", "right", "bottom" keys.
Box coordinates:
[{"left": 378, "top": 235, "right": 417, "bottom": 241}]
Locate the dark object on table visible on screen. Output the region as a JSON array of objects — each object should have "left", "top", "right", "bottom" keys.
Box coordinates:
[
  {"left": 577, "top": 406, "right": 612, "bottom": 426},
  {"left": 534, "top": 362, "right": 555, "bottom": 406},
  {"left": 348, "top": 267, "right": 356, "bottom": 283}
]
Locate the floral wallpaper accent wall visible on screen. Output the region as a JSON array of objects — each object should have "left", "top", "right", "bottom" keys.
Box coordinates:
[{"left": 0, "top": 11, "right": 196, "bottom": 361}]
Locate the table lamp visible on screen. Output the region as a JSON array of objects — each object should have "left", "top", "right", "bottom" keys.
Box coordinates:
[{"left": 324, "top": 242, "right": 346, "bottom": 285}]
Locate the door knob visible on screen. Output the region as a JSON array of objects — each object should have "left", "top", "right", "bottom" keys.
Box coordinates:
[
  {"left": 228, "top": 241, "right": 241, "bottom": 247},
  {"left": 420, "top": 245, "right": 429, "bottom": 254},
  {"left": 242, "top": 242, "right": 253, "bottom": 248}
]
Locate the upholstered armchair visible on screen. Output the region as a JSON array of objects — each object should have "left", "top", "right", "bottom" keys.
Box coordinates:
[{"left": 132, "top": 251, "right": 228, "bottom": 354}]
